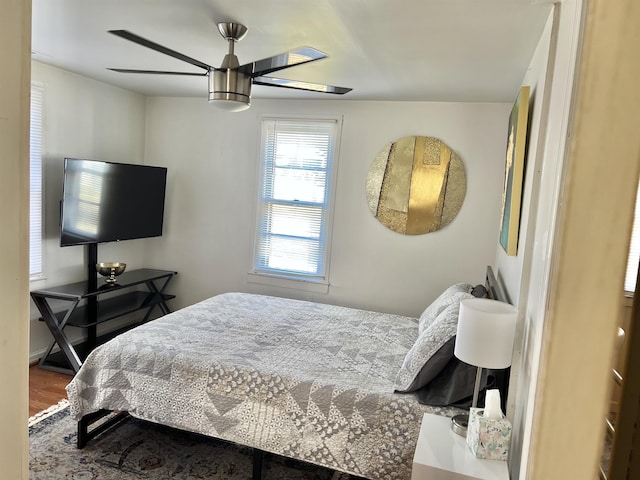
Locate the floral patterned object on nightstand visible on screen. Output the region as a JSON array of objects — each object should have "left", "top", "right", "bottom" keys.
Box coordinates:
[{"left": 466, "top": 407, "right": 512, "bottom": 461}]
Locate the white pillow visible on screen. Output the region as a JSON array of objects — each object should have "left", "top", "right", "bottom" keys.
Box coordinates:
[
  {"left": 418, "top": 283, "right": 474, "bottom": 335},
  {"left": 395, "top": 299, "right": 472, "bottom": 392}
]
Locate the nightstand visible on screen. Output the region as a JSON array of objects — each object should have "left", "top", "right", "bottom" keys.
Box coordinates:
[{"left": 412, "top": 413, "right": 510, "bottom": 480}]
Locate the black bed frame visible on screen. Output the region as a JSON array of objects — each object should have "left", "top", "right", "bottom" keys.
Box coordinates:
[
  {"left": 485, "top": 265, "right": 512, "bottom": 412},
  {"left": 77, "top": 409, "right": 266, "bottom": 477},
  {"left": 75, "top": 265, "right": 512, "bottom": 479}
]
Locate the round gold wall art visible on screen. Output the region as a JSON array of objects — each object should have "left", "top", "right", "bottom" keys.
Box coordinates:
[{"left": 366, "top": 136, "right": 466, "bottom": 235}]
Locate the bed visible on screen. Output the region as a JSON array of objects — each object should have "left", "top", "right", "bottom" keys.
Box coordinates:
[{"left": 66, "top": 266, "right": 509, "bottom": 480}]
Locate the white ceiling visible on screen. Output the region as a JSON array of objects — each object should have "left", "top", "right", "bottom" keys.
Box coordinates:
[{"left": 32, "top": 0, "right": 553, "bottom": 103}]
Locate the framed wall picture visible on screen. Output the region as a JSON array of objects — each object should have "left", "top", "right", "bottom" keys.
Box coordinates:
[{"left": 499, "top": 85, "right": 531, "bottom": 256}]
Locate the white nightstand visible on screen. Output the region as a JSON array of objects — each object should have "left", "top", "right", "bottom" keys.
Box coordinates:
[{"left": 412, "top": 413, "right": 510, "bottom": 480}]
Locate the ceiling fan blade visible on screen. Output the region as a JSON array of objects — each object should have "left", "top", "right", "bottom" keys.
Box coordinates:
[
  {"left": 238, "top": 47, "right": 327, "bottom": 77},
  {"left": 108, "top": 68, "right": 207, "bottom": 76},
  {"left": 108, "top": 30, "right": 212, "bottom": 71},
  {"left": 253, "top": 76, "right": 352, "bottom": 95},
  {"left": 107, "top": 68, "right": 207, "bottom": 77}
]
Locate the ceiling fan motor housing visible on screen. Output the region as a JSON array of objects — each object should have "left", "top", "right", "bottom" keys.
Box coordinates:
[{"left": 209, "top": 68, "right": 252, "bottom": 110}]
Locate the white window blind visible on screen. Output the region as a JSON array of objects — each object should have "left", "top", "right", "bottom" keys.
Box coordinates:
[
  {"left": 254, "top": 117, "right": 340, "bottom": 280},
  {"left": 30, "top": 85, "right": 44, "bottom": 278},
  {"left": 625, "top": 181, "right": 640, "bottom": 292}
]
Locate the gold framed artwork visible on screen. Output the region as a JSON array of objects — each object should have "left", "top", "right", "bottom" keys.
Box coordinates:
[
  {"left": 366, "top": 136, "right": 466, "bottom": 235},
  {"left": 499, "top": 86, "right": 531, "bottom": 256}
]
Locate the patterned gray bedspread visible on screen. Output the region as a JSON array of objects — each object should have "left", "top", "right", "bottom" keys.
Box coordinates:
[{"left": 67, "top": 292, "right": 461, "bottom": 479}]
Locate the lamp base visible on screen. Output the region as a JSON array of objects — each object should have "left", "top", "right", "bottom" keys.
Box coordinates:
[{"left": 451, "top": 413, "right": 469, "bottom": 437}]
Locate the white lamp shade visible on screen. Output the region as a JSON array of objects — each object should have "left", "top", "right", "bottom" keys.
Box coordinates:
[{"left": 454, "top": 298, "right": 518, "bottom": 369}]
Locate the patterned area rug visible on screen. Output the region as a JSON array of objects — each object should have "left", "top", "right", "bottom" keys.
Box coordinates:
[{"left": 29, "top": 401, "right": 361, "bottom": 479}]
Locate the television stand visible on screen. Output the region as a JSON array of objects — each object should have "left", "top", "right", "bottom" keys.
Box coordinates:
[{"left": 31, "top": 268, "right": 177, "bottom": 374}]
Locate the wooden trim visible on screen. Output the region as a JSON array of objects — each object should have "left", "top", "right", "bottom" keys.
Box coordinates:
[
  {"left": 608, "top": 276, "right": 640, "bottom": 478},
  {"left": 0, "top": 1, "right": 32, "bottom": 479},
  {"left": 527, "top": 0, "right": 640, "bottom": 479}
]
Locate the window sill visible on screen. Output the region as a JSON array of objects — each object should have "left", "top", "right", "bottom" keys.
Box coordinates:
[
  {"left": 247, "top": 272, "right": 329, "bottom": 294},
  {"left": 30, "top": 274, "right": 47, "bottom": 283}
]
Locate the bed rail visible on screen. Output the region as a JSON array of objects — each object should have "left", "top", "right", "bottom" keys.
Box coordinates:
[
  {"left": 77, "top": 409, "right": 267, "bottom": 479},
  {"left": 77, "top": 409, "right": 130, "bottom": 448}
]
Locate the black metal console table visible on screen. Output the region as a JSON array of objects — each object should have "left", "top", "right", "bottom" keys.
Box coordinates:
[{"left": 31, "top": 268, "right": 177, "bottom": 374}]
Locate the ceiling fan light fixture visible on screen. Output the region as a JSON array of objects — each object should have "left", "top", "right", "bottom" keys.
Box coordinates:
[{"left": 210, "top": 97, "right": 250, "bottom": 112}]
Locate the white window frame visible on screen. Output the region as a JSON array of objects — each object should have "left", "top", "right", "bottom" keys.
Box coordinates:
[
  {"left": 30, "top": 83, "right": 45, "bottom": 281},
  {"left": 249, "top": 115, "right": 342, "bottom": 293}
]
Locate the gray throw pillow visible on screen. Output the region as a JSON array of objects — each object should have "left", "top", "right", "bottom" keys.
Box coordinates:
[
  {"left": 471, "top": 284, "right": 489, "bottom": 298},
  {"left": 417, "top": 283, "right": 474, "bottom": 335},
  {"left": 395, "top": 298, "right": 472, "bottom": 392}
]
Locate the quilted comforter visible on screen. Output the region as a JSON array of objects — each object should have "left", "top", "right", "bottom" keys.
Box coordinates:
[{"left": 66, "top": 292, "right": 461, "bottom": 479}]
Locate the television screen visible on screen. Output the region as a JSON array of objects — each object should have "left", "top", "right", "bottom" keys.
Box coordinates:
[{"left": 60, "top": 158, "right": 168, "bottom": 247}]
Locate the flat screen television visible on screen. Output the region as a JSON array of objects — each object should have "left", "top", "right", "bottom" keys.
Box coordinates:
[{"left": 60, "top": 158, "right": 168, "bottom": 247}]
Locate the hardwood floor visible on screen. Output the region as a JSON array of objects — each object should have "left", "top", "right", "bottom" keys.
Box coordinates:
[{"left": 29, "top": 364, "right": 72, "bottom": 417}]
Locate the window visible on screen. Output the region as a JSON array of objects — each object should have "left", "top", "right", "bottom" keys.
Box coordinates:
[
  {"left": 252, "top": 117, "right": 341, "bottom": 287},
  {"left": 30, "top": 84, "right": 44, "bottom": 279},
  {"left": 625, "top": 181, "right": 640, "bottom": 292}
]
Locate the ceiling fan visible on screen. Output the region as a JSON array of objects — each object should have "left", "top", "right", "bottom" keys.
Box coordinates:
[{"left": 108, "top": 22, "right": 352, "bottom": 112}]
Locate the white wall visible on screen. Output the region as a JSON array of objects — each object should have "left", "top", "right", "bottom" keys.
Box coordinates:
[
  {"left": 143, "top": 98, "right": 511, "bottom": 317},
  {"left": 27, "top": 63, "right": 512, "bottom": 360},
  {"left": 491, "top": 2, "right": 583, "bottom": 478},
  {"left": 28, "top": 63, "right": 513, "bottom": 361},
  {"left": 494, "top": 9, "right": 555, "bottom": 476},
  {"left": 29, "top": 61, "right": 148, "bottom": 361}
]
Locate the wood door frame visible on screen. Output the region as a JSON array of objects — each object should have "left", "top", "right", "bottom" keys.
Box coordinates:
[
  {"left": 609, "top": 267, "right": 640, "bottom": 478},
  {"left": 0, "top": 0, "right": 31, "bottom": 478},
  {"left": 527, "top": 0, "right": 640, "bottom": 478}
]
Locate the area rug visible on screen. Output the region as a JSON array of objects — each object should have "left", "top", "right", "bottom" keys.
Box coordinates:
[{"left": 29, "top": 400, "right": 361, "bottom": 479}]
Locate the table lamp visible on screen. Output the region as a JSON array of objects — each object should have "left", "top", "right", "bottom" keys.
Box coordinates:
[{"left": 450, "top": 297, "right": 518, "bottom": 436}]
